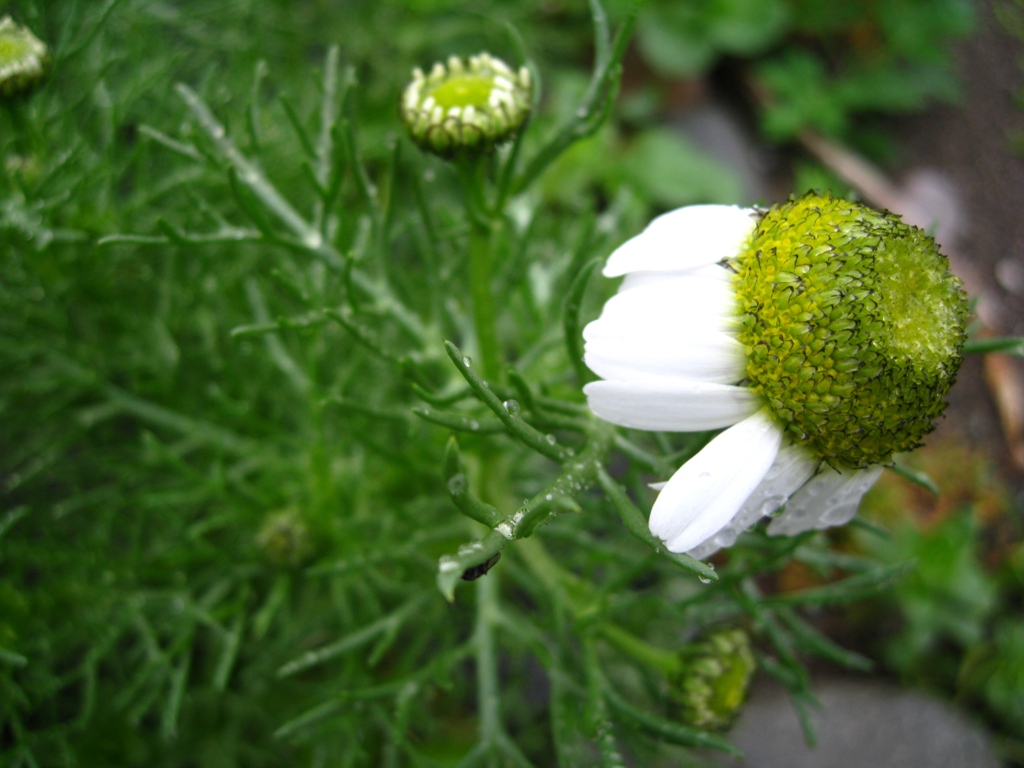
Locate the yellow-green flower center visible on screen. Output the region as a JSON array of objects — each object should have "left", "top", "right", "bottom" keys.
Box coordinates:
[
  {"left": 732, "top": 192, "right": 967, "bottom": 469},
  {"left": 428, "top": 75, "right": 495, "bottom": 110}
]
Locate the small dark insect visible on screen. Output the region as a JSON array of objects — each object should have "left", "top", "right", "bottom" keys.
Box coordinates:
[{"left": 461, "top": 553, "right": 501, "bottom": 581}]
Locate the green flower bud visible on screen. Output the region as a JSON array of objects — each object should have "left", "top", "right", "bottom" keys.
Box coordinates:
[
  {"left": 400, "top": 52, "right": 532, "bottom": 158},
  {"left": 671, "top": 628, "right": 756, "bottom": 731},
  {"left": 256, "top": 509, "right": 312, "bottom": 569},
  {"left": 0, "top": 16, "right": 49, "bottom": 100},
  {"left": 732, "top": 192, "right": 968, "bottom": 470}
]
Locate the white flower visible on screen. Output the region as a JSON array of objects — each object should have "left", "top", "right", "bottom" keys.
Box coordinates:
[{"left": 583, "top": 195, "right": 967, "bottom": 559}]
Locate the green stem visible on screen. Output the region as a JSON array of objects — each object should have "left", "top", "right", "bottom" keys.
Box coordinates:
[
  {"left": 468, "top": 219, "right": 502, "bottom": 380},
  {"left": 516, "top": 526, "right": 682, "bottom": 678},
  {"left": 453, "top": 154, "right": 502, "bottom": 381},
  {"left": 598, "top": 623, "right": 682, "bottom": 677},
  {"left": 515, "top": 536, "right": 579, "bottom": 607},
  {"left": 4, "top": 102, "right": 33, "bottom": 158},
  {"left": 474, "top": 564, "right": 501, "bottom": 739}
]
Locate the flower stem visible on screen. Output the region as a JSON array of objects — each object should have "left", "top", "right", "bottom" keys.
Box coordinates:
[
  {"left": 468, "top": 218, "right": 502, "bottom": 380},
  {"left": 516, "top": 534, "right": 683, "bottom": 679},
  {"left": 598, "top": 623, "right": 682, "bottom": 677},
  {"left": 474, "top": 564, "right": 502, "bottom": 739}
]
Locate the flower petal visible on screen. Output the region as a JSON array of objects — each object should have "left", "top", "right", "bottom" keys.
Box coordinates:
[
  {"left": 767, "top": 465, "right": 884, "bottom": 536},
  {"left": 583, "top": 378, "right": 760, "bottom": 432},
  {"left": 687, "top": 445, "right": 817, "bottom": 559},
  {"left": 603, "top": 205, "right": 757, "bottom": 277},
  {"left": 583, "top": 272, "right": 745, "bottom": 383},
  {"left": 649, "top": 410, "right": 783, "bottom": 553},
  {"left": 618, "top": 262, "right": 733, "bottom": 292},
  {"left": 587, "top": 272, "right": 736, "bottom": 333},
  {"left": 585, "top": 331, "right": 745, "bottom": 383}
]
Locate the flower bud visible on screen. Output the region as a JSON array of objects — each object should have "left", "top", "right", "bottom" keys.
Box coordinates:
[
  {"left": 0, "top": 17, "right": 49, "bottom": 99},
  {"left": 401, "top": 52, "right": 532, "bottom": 158},
  {"left": 671, "top": 628, "right": 756, "bottom": 730},
  {"left": 257, "top": 509, "right": 312, "bottom": 568}
]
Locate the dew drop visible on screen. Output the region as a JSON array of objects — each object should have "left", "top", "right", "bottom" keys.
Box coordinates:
[
  {"left": 698, "top": 575, "right": 712, "bottom": 584},
  {"left": 468, "top": 420, "right": 480, "bottom": 430},
  {"left": 502, "top": 399, "right": 520, "bottom": 416},
  {"left": 544, "top": 434, "right": 557, "bottom": 445},
  {"left": 462, "top": 356, "right": 472, "bottom": 367},
  {"left": 447, "top": 473, "right": 467, "bottom": 495}
]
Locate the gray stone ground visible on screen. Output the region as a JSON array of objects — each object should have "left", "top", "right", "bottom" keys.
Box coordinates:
[{"left": 708, "top": 676, "right": 1002, "bottom": 768}]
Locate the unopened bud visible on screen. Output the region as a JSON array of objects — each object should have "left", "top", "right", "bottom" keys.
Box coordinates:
[
  {"left": 401, "top": 52, "right": 532, "bottom": 158},
  {"left": 0, "top": 17, "right": 49, "bottom": 99}
]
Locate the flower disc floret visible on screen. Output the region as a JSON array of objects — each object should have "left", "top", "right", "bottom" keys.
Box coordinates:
[
  {"left": 731, "top": 192, "right": 968, "bottom": 469},
  {"left": 401, "top": 53, "right": 532, "bottom": 158}
]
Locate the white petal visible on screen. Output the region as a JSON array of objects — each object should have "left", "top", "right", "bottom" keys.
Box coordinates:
[
  {"left": 687, "top": 445, "right": 817, "bottom": 559},
  {"left": 618, "top": 262, "right": 733, "bottom": 292},
  {"left": 583, "top": 378, "right": 759, "bottom": 432},
  {"left": 585, "top": 330, "right": 745, "bottom": 383},
  {"left": 588, "top": 273, "right": 736, "bottom": 332},
  {"left": 583, "top": 274, "right": 744, "bottom": 382},
  {"left": 767, "top": 465, "right": 884, "bottom": 536},
  {"left": 650, "top": 410, "right": 783, "bottom": 553},
  {"left": 603, "top": 205, "right": 757, "bottom": 277}
]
